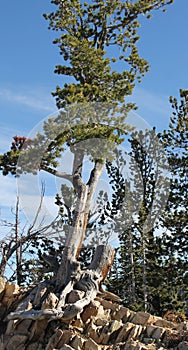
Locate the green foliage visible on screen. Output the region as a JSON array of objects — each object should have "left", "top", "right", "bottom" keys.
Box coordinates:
[
  {"left": 0, "top": 0, "right": 177, "bottom": 308},
  {"left": 44, "top": 0, "right": 173, "bottom": 108},
  {"left": 107, "top": 92, "right": 188, "bottom": 316}
]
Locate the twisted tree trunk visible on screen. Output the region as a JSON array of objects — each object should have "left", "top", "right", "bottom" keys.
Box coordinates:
[{"left": 0, "top": 153, "right": 117, "bottom": 349}]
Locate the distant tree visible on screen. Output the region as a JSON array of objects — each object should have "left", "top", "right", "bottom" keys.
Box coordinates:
[
  {"left": 107, "top": 91, "right": 188, "bottom": 316},
  {"left": 106, "top": 128, "right": 169, "bottom": 313},
  {"left": 160, "top": 89, "right": 188, "bottom": 262},
  {"left": 158, "top": 90, "right": 188, "bottom": 315}
]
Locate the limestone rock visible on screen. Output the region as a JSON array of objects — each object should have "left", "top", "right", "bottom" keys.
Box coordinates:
[
  {"left": 99, "top": 298, "right": 119, "bottom": 312},
  {"left": 5, "top": 334, "right": 28, "bottom": 350},
  {"left": 15, "top": 319, "right": 33, "bottom": 333},
  {"left": 4, "top": 282, "right": 19, "bottom": 297},
  {"left": 108, "top": 320, "right": 122, "bottom": 333},
  {"left": 41, "top": 292, "right": 59, "bottom": 309},
  {"left": 128, "top": 324, "right": 143, "bottom": 340},
  {"left": 178, "top": 341, "right": 188, "bottom": 350},
  {"left": 81, "top": 302, "right": 98, "bottom": 323},
  {"left": 154, "top": 318, "right": 175, "bottom": 329},
  {"left": 84, "top": 338, "right": 101, "bottom": 350},
  {"left": 146, "top": 325, "right": 166, "bottom": 340},
  {"left": 0, "top": 281, "right": 187, "bottom": 350},
  {"left": 59, "top": 346, "right": 75, "bottom": 350},
  {"left": 71, "top": 316, "right": 84, "bottom": 331},
  {"left": 2, "top": 282, "right": 20, "bottom": 308},
  {"left": 0, "top": 303, "right": 6, "bottom": 318},
  {"left": 123, "top": 339, "right": 156, "bottom": 350},
  {"left": 70, "top": 334, "right": 85, "bottom": 349},
  {"left": 29, "top": 319, "right": 48, "bottom": 343},
  {"left": 112, "top": 306, "right": 132, "bottom": 323},
  {"left": 33, "top": 284, "right": 47, "bottom": 307},
  {"left": 131, "top": 312, "right": 155, "bottom": 326},
  {"left": 57, "top": 329, "right": 75, "bottom": 348},
  {"left": 27, "top": 343, "right": 43, "bottom": 350},
  {"left": 86, "top": 321, "right": 101, "bottom": 343},
  {"left": 67, "top": 290, "right": 85, "bottom": 303},
  {"left": 95, "top": 317, "right": 109, "bottom": 327},
  {"left": 46, "top": 328, "right": 65, "bottom": 350},
  {"left": 115, "top": 322, "right": 136, "bottom": 343},
  {"left": 0, "top": 277, "right": 5, "bottom": 296}
]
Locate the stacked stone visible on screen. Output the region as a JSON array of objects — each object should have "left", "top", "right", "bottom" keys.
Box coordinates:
[{"left": 0, "top": 279, "right": 188, "bottom": 350}]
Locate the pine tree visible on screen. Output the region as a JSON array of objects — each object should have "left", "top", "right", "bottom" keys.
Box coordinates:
[
  {"left": 105, "top": 128, "right": 169, "bottom": 312},
  {"left": 0, "top": 0, "right": 174, "bottom": 329},
  {"left": 158, "top": 90, "right": 188, "bottom": 315}
]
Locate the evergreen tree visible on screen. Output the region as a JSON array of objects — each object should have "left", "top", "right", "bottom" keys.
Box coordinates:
[
  {"left": 106, "top": 128, "right": 169, "bottom": 313},
  {"left": 158, "top": 90, "right": 188, "bottom": 315},
  {"left": 0, "top": 0, "right": 174, "bottom": 327},
  {"left": 107, "top": 91, "right": 188, "bottom": 316}
]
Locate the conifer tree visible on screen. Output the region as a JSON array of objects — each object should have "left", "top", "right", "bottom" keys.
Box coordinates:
[{"left": 0, "top": 0, "right": 174, "bottom": 326}]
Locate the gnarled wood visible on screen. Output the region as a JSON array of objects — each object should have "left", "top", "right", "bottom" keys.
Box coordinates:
[{"left": 6, "top": 245, "right": 115, "bottom": 323}]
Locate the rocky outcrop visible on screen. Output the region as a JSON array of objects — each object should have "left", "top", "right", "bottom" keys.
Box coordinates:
[{"left": 0, "top": 281, "right": 188, "bottom": 350}]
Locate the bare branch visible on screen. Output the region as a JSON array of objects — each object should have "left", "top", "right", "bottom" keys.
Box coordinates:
[{"left": 40, "top": 164, "right": 73, "bottom": 182}]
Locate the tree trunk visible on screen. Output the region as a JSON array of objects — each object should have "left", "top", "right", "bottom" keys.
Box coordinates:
[
  {"left": 55, "top": 159, "right": 104, "bottom": 290},
  {"left": 0, "top": 156, "right": 117, "bottom": 348}
]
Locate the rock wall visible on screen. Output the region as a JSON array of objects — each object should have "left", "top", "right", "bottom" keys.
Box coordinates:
[{"left": 0, "top": 279, "right": 188, "bottom": 350}]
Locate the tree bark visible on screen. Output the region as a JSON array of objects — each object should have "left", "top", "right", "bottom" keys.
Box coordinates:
[{"left": 55, "top": 158, "right": 104, "bottom": 289}]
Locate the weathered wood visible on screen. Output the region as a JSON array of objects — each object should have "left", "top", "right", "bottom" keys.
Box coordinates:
[
  {"left": 55, "top": 160, "right": 104, "bottom": 289},
  {"left": 88, "top": 245, "right": 115, "bottom": 281},
  {"left": 6, "top": 245, "right": 115, "bottom": 323}
]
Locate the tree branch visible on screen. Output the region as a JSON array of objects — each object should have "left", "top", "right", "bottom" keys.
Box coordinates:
[{"left": 40, "top": 164, "right": 73, "bottom": 182}]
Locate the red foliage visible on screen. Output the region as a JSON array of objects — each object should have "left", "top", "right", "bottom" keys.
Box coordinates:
[{"left": 11, "top": 136, "right": 32, "bottom": 151}]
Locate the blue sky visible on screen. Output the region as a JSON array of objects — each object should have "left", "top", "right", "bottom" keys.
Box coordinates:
[{"left": 0, "top": 0, "right": 187, "bottom": 238}]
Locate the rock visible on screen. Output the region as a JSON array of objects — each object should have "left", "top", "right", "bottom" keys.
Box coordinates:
[
  {"left": 5, "top": 319, "right": 17, "bottom": 335},
  {"left": 0, "top": 303, "right": 6, "bottom": 318},
  {"left": 46, "top": 328, "right": 65, "bottom": 350},
  {"left": 27, "top": 343, "right": 43, "bottom": 350},
  {"left": 123, "top": 339, "right": 157, "bottom": 349},
  {"left": 33, "top": 285, "right": 47, "bottom": 307},
  {"left": 84, "top": 338, "right": 101, "bottom": 350},
  {"left": 15, "top": 319, "right": 33, "bottom": 333},
  {"left": 2, "top": 282, "right": 20, "bottom": 308},
  {"left": 4, "top": 282, "right": 19, "bottom": 297},
  {"left": 29, "top": 319, "right": 48, "bottom": 343},
  {"left": 143, "top": 337, "right": 157, "bottom": 345},
  {"left": 154, "top": 318, "right": 175, "bottom": 329},
  {"left": 0, "top": 277, "right": 5, "bottom": 296},
  {"left": 115, "top": 323, "right": 135, "bottom": 343},
  {"left": 67, "top": 290, "right": 85, "bottom": 303},
  {"left": 86, "top": 321, "right": 101, "bottom": 343},
  {"left": 176, "top": 322, "right": 188, "bottom": 331},
  {"left": 178, "top": 341, "right": 188, "bottom": 350},
  {"left": 146, "top": 325, "right": 165, "bottom": 340},
  {"left": 128, "top": 325, "right": 143, "bottom": 340},
  {"left": 151, "top": 326, "right": 165, "bottom": 341},
  {"left": 95, "top": 317, "right": 109, "bottom": 327},
  {"left": 99, "top": 331, "right": 110, "bottom": 345},
  {"left": 81, "top": 302, "right": 98, "bottom": 323},
  {"left": 99, "top": 298, "right": 119, "bottom": 312},
  {"left": 112, "top": 306, "right": 132, "bottom": 323},
  {"left": 131, "top": 312, "right": 155, "bottom": 326},
  {"left": 5, "top": 334, "right": 28, "bottom": 350},
  {"left": 71, "top": 316, "right": 84, "bottom": 330},
  {"left": 1, "top": 281, "right": 187, "bottom": 350},
  {"left": 108, "top": 320, "right": 122, "bottom": 333},
  {"left": 57, "top": 329, "right": 75, "bottom": 348},
  {"left": 41, "top": 292, "right": 59, "bottom": 309},
  {"left": 70, "top": 334, "right": 85, "bottom": 349}
]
